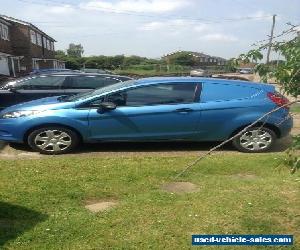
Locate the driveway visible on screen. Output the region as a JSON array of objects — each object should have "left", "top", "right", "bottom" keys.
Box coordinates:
[{"left": 0, "top": 115, "right": 298, "bottom": 158}]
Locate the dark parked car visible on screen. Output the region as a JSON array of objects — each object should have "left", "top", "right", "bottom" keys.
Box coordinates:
[
  {"left": 0, "top": 75, "right": 15, "bottom": 86},
  {"left": 0, "top": 73, "right": 132, "bottom": 110}
]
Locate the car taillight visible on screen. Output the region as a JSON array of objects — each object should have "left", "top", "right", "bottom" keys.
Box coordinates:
[{"left": 267, "top": 92, "right": 289, "bottom": 109}]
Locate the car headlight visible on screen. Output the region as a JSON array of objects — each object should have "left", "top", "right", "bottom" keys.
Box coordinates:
[{"left": 1, "top": 110, "right": 43, "bottom": 119}]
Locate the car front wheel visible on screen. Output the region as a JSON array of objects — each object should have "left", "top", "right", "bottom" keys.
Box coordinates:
[
  {"left": 232, "top": 127, "right": 276, "bottom": 153},
  {"left": 27, "top": 126, "right": 79, "bottom": 154}
]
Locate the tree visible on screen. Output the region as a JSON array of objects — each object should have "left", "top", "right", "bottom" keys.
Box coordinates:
[
  {"left": 64, "top": 58, "right": 81, "bottom": 70},
  {"left": 165, "top": 51, "right": 196, "bottom": 66},
  {"left": 234, "top": 24, "right": 299, "bottom": 173},
  {"left": 123, "top": 55, "right": 145, "bottom": 66},
  {"left": 67, "top": 43, "right": 84, "bottom": 58},
  {"left": 55, "top": 50, "right": 66, "bottom": 58},
  {"left": 234, "top": 25, "right": 299, "bottom": 97}
]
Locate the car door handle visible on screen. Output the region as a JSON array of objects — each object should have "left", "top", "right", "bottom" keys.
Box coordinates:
[{"left": 174, "top": 108, "right": 194, "bottom": 113}]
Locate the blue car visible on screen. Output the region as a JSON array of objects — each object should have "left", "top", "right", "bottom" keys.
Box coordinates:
[{"left": 0, "top": 77, "right": 293, "bottom": 154}]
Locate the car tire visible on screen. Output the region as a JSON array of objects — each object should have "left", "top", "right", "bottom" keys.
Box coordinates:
[
  {"left": 27, "top": 126, "right": 79, "bottom": 155},
  {"left": 232, "top": 127, "right": 276, "bottom": 153}
]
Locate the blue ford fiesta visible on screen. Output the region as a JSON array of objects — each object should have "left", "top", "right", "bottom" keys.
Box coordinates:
[{"left": 0, "top": 77, "right": 293, "bottom": 154}]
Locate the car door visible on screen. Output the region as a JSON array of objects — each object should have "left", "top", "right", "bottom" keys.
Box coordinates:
[
  {"left": 62, "top": 75, "right": 122, "bottom": 96},
  {"left": 87, "top": 82, "right": 202, "bottom": 141}
]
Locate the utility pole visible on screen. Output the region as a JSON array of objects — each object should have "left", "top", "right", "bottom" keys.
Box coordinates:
[{"left": 266, "top": 14, "right": 276, "bottom": 64}]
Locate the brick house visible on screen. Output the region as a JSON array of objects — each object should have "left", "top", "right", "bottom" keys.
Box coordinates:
[
  {"left": 0, "top": 15, "right": 65, "bottom": 77},
  {"left": 163, "top": 50, "right": 227, "bottom": 66}
]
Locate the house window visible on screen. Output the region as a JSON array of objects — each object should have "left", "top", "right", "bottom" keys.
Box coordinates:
[
  {"left": 36, "top": 33, "right": 42, "bottom": 46},
  {"left": 0, "top": 23, "right": 9, "bottom": 40},
  {"left": 50, "top": 41, "right": 55, "bottom": 51},
  {"left": 30, "top": 30, "right": 36, "bottom": 44},
  {"left": 42, "top": 37, "right": 47, "bottom": 48},
  {"left": 46, "top": 39, "right": 51, "bottom": 50}
]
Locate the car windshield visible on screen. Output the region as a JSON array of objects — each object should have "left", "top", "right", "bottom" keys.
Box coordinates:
[{"left": 62, "top": 80, "right": 137, "bottom": 102}]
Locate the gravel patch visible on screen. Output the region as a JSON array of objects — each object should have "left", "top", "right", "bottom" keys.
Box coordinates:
[
  {"left": 85, "top": 201, "right": 118, "bottom": 213},
  {"left": 231, "top": 174, "right": 259, "bottom": 180},
  {"left": 161, "top": 182, "right": 199, "bottom": 194}
]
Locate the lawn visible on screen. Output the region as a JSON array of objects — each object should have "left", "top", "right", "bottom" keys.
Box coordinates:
[
  {"left": 0, "top": 153, "right": 299, "bottom": 249},
  {"left": 291, "top": 103, "right": 300, "bottom": 113},
  {"left": 113, "top": 69, "right": 190, "bottom": 77}
]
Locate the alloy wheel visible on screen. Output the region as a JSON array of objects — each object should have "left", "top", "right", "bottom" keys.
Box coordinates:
[
  {"left": 239, "top": 129, "right": 273, "bottom": 151},
  {"left": 34, "top": 129, "right": 72, "bottom": 153}
]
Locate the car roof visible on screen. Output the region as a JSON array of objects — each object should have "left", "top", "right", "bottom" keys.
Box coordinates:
[{"left": 135, "top": 77, "right": 271, "bottom": 90}]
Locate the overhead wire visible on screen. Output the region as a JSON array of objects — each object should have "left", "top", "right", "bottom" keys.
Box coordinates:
[{"left": 15, "top": 0, "right": 274, "bottom": 25}]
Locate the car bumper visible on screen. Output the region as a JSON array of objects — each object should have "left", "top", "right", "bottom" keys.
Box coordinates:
[
  {"left": 277, "top": 114, "right": 293, "bottom": 138},
  {"left": 0, "top": 119, "right": 26, "bottom": 143}
]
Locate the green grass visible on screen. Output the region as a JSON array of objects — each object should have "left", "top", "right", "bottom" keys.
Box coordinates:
[
  {"left": 291, "top": 104, "right": 300, "bottom": 113},
  {"left": 0, "top": 154, "right": 299, "bottom": 249}
]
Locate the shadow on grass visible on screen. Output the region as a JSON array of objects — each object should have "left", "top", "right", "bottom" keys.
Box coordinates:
[
  {"left": 0, "top": 141, "right": 7, "bottom": 152},
  {"left": 0, "top": 202, "right": 47, "bottom": 247},
  {"left": 74, "top": 141, "right": 235, "bottom": 153}
]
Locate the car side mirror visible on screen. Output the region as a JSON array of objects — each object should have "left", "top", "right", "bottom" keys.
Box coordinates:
[{"left": 97, "top": 102, "right": 117, "bottom": 114}]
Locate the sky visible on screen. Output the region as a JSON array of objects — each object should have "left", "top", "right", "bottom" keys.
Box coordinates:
[{"left": 1, "top": 0, "right": 299, "bottom": 59}]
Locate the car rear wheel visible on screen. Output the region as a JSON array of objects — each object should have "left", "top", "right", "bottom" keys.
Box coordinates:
[
  {"left": 28, "top": 126, "right": 79, "bottom": 154},
  {"left": 232, "top": 127, "right": 276, "bottom": 153}
]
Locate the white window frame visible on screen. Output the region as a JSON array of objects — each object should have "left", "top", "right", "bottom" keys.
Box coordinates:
[
  {"left": 50, "top": 41, "right": 55, "bottom": 51},
  {"left": 42, "top": 37, "right": 47, "bottom": 48},
  {"left": 46, "top": 39, "right": 51, "bottom": 50},
  {"left": 36, "top": 33, "right": 42, "bottom": 46},
  {"left": 0, "top": 23, "right": 9, "bottom": 41},
  {"left": 30, "top": 30, "right": 36, "bottom": 44}
]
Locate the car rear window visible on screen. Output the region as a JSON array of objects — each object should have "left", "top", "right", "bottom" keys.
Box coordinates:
[{"left": 201, "top": 83, "right": 261, "bottom": 102}]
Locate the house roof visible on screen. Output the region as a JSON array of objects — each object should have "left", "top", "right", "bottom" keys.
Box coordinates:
[
  {"left": 0, "top": 16, "right": 11, "bottom": 26},
  {"left": 0, "top": 14, "right": 56, "bottom": 42},
  {"left": 162, "top": 50, "right": 226, "bottom": 61}
]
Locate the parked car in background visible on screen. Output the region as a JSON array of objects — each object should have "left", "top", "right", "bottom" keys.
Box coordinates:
[
  {"left": 239, "top": 68, "right": 254, "bottom": 74},
  {"left": 0, "top": 77, "right": 292, "bottom": 154},
  {"left": 212, "top": 74, "right": 250, "bottom": 81},
  {"left": 0, "top": 73, "right": 132, "bottom": 110},
  {"left": 0, "top": 75, "right": 15, "bottom": 86},
  {"left": 190, "top": 68, "right": 211, "bottom": 77}
]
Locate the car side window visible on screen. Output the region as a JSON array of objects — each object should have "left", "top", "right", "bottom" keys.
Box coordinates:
[
  {"left": 63, "top": 76, "right": 121, "bottom": 89},
  {"left": 16, "top": 76, "right": 65, "bottom": 90},
  {"left": 106, "top": 83, "right": 201, "bottom": 107}
]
